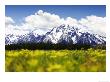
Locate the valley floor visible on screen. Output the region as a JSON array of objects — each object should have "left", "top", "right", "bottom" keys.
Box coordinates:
[{"left": 5, "top": 48, "right": 106, "bottom": 72}]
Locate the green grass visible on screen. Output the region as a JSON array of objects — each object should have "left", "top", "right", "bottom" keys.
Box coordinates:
[{"left": 5, "top": 48, "right": 106, "bottom": 72}]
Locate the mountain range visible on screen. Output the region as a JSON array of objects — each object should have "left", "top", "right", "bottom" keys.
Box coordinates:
[{"left": 5, "top": 24, "right": 106, "bottom": 45}]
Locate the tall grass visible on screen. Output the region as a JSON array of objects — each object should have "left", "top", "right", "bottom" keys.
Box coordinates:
[{"left": 5, "top": 48, "right": 106, "bottom": 72}]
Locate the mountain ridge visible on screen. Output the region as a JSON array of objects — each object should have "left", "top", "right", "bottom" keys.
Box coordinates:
[{"left": 5, "top": 24, "right": 106, "bottom": 45}]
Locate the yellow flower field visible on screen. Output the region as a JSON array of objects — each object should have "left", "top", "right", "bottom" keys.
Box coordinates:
[{"left": 5, "top": 48, "right": 106, "bottom": 72}]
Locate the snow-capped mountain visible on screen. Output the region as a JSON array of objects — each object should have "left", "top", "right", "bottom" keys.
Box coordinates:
[
  {"left": 5, "top": 24, "right": 106, "bottom": 45},
  {"left": 5, "top": 32, "right": 44, "bottom": 45},
  {"left": 43, "top": 24, "right": 105, "bottom": 45}
]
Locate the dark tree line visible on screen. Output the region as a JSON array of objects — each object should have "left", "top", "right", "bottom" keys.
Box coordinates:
[{"left": 5, "top": 42, "right": 106, "bottom": 50}]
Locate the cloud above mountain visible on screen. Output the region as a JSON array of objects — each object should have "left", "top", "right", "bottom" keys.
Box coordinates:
[
  {"left": 5, "top": 10, "right": 106, "bottom": 36},
  {"left": 5, "top": 16, "right": 15, "bottom": 26},
  {"left": 79, "top": 15, "right": 106, "bottom": 36}
]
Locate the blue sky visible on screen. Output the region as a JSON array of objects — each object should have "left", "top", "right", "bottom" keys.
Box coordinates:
[{"left": 6, "top": 5, "right": 106, "bottom": 24}]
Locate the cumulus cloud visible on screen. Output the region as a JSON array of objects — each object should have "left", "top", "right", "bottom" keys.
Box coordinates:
[
  {"left": 5, "top": 16, "right": 15, "bottom": 26},
  {"left": 79, "top": 15, "right": 106, "bottom": 36},
  {"left": 24, "top": 10, "right": 64, "bottom": 30},
  {"left": 65, "top": 17, "right": 78, "bottom": 26},
  {"left": 5, "top": 10, "right": 106, "bottom": 36},
  {"left": 5, "top": 17, "right": 29, "bottom": 35}
]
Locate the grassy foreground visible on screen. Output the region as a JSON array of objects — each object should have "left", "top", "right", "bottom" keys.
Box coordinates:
[{"left": 5, "top": 48, "right": 106, "bottom": 72}]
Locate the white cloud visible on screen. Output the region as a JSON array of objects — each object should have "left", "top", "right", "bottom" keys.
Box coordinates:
[
  {"left": 5, "top": 16, "right": 15, "bottom": 25},
  {"left": 5, "top": 10, "right": 106, "bottom": 36},
  {"left": 79, "top": 15, "right": 106, "bottom": 36},
  {"left": 24, "top": 10, "right": 64, "bottom": 30},
  {"left": 5, "top": 17, "right": 29, "bottom": 35},
  {"left": 65, "top": 17, "right": 78, "bottom": 26}
]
